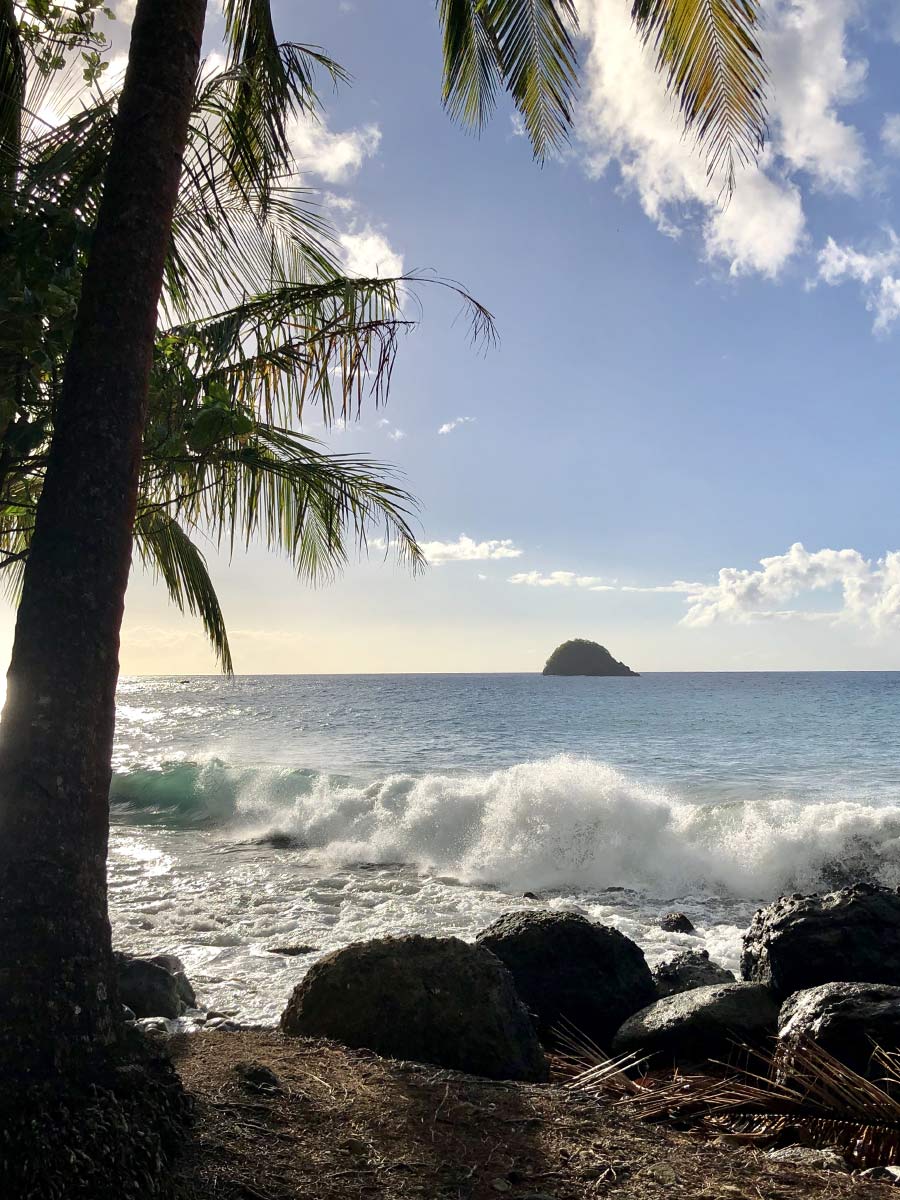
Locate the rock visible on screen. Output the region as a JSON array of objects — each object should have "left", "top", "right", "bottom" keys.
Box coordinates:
[
  {"left": 234, "top": 1061, "right": 281, "bottom": 1093},
  {"left": 861, "top": 1166, "right": 900, "bottom": 1183},
  {"left": 475, "top": 910, "right": 655, "bottom": 1047},
  {"left": 658, "top": 911, "right": 695, "bottom": 933},
  {"left": 653, "top": 950, "right": 735, "bottom": 999},
  {"left": 280, "top": 934, "right": 548, "bottom": 1082},
  {"left": 144, "top": 954, "right": 196, "bottom": 1008},
  {"left": 267, "top": 944, "right": 318, "bottom": 956},
  {"left": 778, "top": 982, "right": 900, "bottom": 1075},
  {"left": 741, "top": 884, "right": 900, "bottom": 999},
  {"left": 611, "top": 982, "right": 779, "bottom": 1066},
  {"left": 523, "top": 892, "right": 539, "bottom": 901},
  {"left": 542, "top": 639, "right": 638, "bottom": 677},
  {"left": 765, "top": 1146, "right": 847, "bottom": 1171},
  {"left": 114, "top": 952, "right": 184, "bottom": 1019}
]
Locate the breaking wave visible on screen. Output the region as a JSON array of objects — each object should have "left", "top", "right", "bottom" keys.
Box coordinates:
[{"left": 110, "top": 754, "right": 900, "bottom": 899}]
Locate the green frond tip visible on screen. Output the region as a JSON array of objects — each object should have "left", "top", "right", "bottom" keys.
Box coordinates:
[
  {"left": 438, "top": 0, "right": 579, "bottom": 163},
  {"left": 135, "top": 511, "right": 234, "bottom": 675},
  {"left": 631, "top": 0, "right": 768, "bottom": 196}
]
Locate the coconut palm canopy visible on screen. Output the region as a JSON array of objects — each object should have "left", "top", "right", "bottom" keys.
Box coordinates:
[{"left": 0, "top": 0, "right": 767, "bottom": 670}]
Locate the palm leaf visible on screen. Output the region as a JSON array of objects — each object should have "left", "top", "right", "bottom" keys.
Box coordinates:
[
  {"left": 631, "top": 0, "right": 767, "bottom": 195},
  {"left": 438, "top": 0, "right": 579, "bottom": 162},
  {"left": 134, "top": 510, "right": 234, "bottom": 674},
  {"left": 0, "top": 0, "right": 25, "bottom": 188}
]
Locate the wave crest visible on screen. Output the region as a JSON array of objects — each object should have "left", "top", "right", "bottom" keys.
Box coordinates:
[{"left": 110, "top": 754, "right": 900, "bottom": 898}]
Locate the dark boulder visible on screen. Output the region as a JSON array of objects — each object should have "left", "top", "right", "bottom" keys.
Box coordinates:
[
  {"left": 741, "top": 885, "right": 900, "bottom": 999},
  {"left": 144, "top": 953, "right": 196, "bottom": 1009},
  {"left": 542, "top": 639, "right": 638, "bottom": 677},
  {"left": 658, "top": 911, "right": 695, "bottom": 934},
  {"left": 280, "top": 935, "right": 547, "bottom": 1082},
  {"left": 475, "top": 910, "right": 655, "bottom": 1047},
  {"left": 778, "top": 982, "right": 900, "bottom": 1076},
  {"left": 653, "top": 950, "right": 735, "bottom": 999},
  {"left": 114, "top": 952, "right": 188, "bottom": 1019},
  {"left": 612, "top": 982, "right": 779, "bottom": 1065}
]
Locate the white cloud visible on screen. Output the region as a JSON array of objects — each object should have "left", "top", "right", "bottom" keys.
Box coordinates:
[
  {"left": 669, "top": 542, "right": 900, "bottom": 630},
  {"left": 883, "top": 114, "right": 900, "bottom": 156},
  {"left": 438, "top": 416, "right": 476, "bottom": 435},
  {"left": 508, "top": 571, "right": 613, "bottom": 590},
  {"left": 817, "top": 230, "right": 900, "bottom": 331},
  {"left": 339, "top": 228, "right": 404, "bottom": 277},
  {"left": 575, "top": 0, "right": 866, "bottom": 278},
  {"left": 387, "top": 429, "right": 406, "bottom": 442},
  {"left": 287, "top": 114, "right": 381, "bottom": 183},
  {"left": 423, "top": 536, "right": 523, "bottom": 564}
]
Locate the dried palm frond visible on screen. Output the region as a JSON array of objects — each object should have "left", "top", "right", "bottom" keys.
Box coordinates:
[{"left": 569, "top": 1033, "right": 900, "bottom": 1168}]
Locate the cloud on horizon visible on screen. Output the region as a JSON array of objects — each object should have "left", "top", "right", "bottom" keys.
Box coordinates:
[
  {"left": 510, "top": 543, "right": 900, "bottom": 632},
  {"left": 424, "top": 535, "right": 523, "bottom": 564},
  {"left": 508, "top": 570, "right": 613, "bottom": 590},
  {"left": 438, "top": 416, "right": 476, "bottom": 435}
]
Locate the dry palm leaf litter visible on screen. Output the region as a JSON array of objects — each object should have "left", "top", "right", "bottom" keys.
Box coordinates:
[{"left": 169, "top": 1030, "right": 900, "bottom": 1199}]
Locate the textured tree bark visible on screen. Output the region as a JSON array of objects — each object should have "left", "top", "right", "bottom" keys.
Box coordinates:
[{"left": 0, "top": 0, "right": 206, "bottom": 1076}]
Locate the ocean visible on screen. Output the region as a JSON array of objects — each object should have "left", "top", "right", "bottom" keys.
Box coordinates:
[{"left": 109, "top": 671, "right": 900, "bottom": 1024}]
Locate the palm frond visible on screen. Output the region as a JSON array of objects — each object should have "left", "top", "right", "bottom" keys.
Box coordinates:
[
  {"left": 221, "top": 0, "right": 347, "bottom": 193},
  {"left": 0, "top": 0, "right": 25, "bottom": 185},
  {"left": 438, "top": 0, "right": 579, "bottom": 162},
  {"left": 631, "top": 0, "right": 767, "bottom": 195},
  {"left": 134, "top": 510, "right": 234, "bottom": 674},
  {"left": 141, "top": 423, "right": 426, "bottom": 584},
  {"left": 568, "top": 1035, "right": 900, "bottom": 1169},
  {"left": 165, "top": 274, "right": 495, "bottom": 427}
]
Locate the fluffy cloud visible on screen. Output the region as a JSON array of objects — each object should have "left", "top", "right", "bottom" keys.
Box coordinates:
[
  {"left": 882, "top": 114, "right": 900, "bottom": 157},
  {"left": 575, "top": 0, "right": 865, "bottom": 277},
  {"left": 423, "top": 536, "right": 522, "bottom": 564},
  {"left": 438, "top": 416, "right": 476, "bottom": 435},
  {"left": 508, "top": 571, "right": 613, "bottom": 590},
  {"left": 287, "top": 114, "right": 381, "bottom": 184},
  {"left": 338, "top": 228, "right": 404, "bottom": 277},
  {"left": 674, "top": 543, "right": 900, "bottom": 629},
  {"left": 817, "top": 230, "right": 900, "bottom": 331}
]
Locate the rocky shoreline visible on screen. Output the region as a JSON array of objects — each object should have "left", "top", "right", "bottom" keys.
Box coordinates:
[{"left": 125, "top": 882, "right": 900, "bottom": 1188}]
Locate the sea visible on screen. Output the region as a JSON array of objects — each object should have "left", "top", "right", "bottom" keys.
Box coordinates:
[{"left": 109, "top": 672, "right": 900, "bottom": 1025}]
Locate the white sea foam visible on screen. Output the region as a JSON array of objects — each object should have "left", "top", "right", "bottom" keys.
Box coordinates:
[{"left": 222, "top": 754, "right": 900, "bottom": 897}]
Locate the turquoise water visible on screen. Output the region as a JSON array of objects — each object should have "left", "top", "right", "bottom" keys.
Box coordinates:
[{"left": 108, "top": 672, "right": 900, "bottom": 1022}]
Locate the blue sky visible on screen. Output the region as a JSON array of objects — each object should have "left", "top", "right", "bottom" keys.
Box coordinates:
[{"left": 12, "top": 0, "right": 900, "bottom": 673}]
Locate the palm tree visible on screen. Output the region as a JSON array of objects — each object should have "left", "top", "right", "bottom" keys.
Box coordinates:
[
  {"left": 2, "top": 51, "right": 488, "bottom": 669},
  {"left": 0, "top": 0, "right": 768, "bottom": 1190}
]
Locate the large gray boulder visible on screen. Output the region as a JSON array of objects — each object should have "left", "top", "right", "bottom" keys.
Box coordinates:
[
  {"left": 279, "top": 935, "right": 548, "bottom": 1082},
  {"left": 741, "top": 885, "right": 900, "bottom": 999},
  {"left": 475, "top": 910, "right": 655, "bottom": 1047},
  {"left": 653, "top": 950, "right": 735, "bottom": 999},
  {"left": 114, "top": 951, "right": 196, "bottom": 1019},
  {"left": 612, "top": 982, "right": 779, "bottom": 1065},
  {"left": 778, "top": 982, "right": 900, "bottom": 1076}
]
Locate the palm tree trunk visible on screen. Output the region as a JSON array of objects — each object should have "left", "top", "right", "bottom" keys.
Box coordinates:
[{"left": 0, "top": 0, "right": 206, "bottom": 1076}]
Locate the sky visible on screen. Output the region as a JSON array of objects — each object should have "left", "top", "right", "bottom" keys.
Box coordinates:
[{"left": 9, "top": 0, "right": 900, "bottom": 673}]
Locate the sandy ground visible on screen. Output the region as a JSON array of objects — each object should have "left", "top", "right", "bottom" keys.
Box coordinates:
[{"left": 168, "top": 1031, "right": 896, "bottom": 1200}]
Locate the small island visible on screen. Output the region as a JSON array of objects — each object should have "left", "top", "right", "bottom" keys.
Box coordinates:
[{"left": 542, "top": 638, "right": 639, "bottom": 677}]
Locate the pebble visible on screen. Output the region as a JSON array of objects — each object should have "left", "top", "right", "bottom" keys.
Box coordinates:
[{"left": 491, "top": 1180, "right": 512, "bottom": 1193}]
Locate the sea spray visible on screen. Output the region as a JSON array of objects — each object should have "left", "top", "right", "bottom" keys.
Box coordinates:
[{"left": 110, "top": 753, "right": 900, "bottom": 898}]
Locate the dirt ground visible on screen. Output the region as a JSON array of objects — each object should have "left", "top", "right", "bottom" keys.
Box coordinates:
[{"left": 168, "top": 1031, "right": 898, "bottom": 1200}]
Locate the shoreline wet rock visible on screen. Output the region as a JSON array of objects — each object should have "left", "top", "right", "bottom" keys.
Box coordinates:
[
  {"left": 611, "top": 982, "right": 779, "bottom": 1066},
  {"left": 741, "top": 884, "right": 900, "bottom": 999},
  {"left": 653, "top": 950, "right": 735, "bottom": 999},
  {"left": 280, "top": 934, "right": 548, "bottom": 1082},
  {"left": 475, "top": 910, "right": 655, "bottom": 1047},
  {"left": 778, "top": 981, "right": 900, "bottom": 1076},
  {"left": 115, "top": 951, "right": 198, "bottom": 1019}
]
